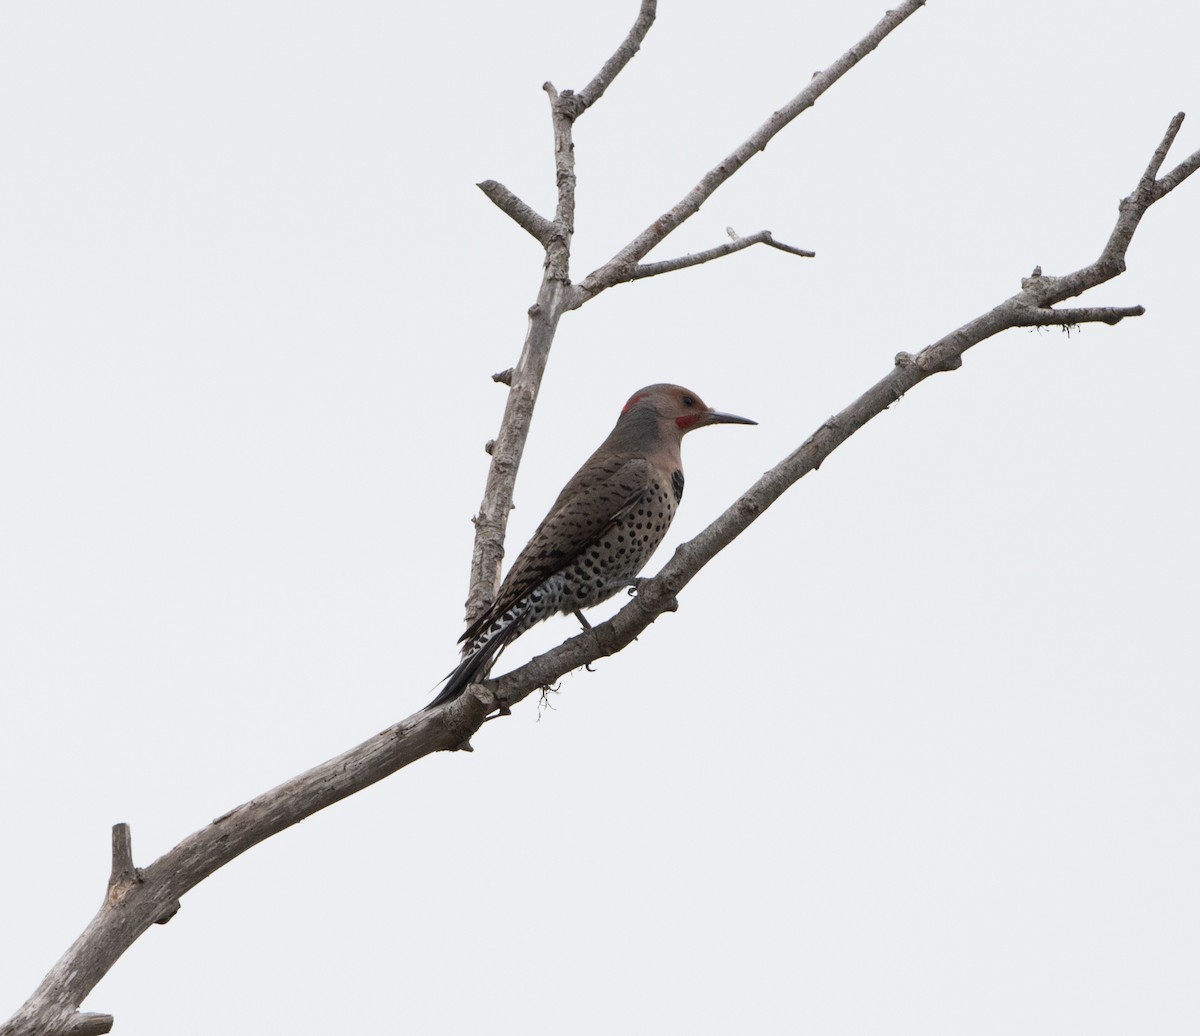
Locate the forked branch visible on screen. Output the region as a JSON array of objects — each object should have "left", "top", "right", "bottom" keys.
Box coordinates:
[
  {"left": 627, "top": 230, "right": 815, "bottom": 282},
  {"left": 463, "top": 6, "right": 665, "bottom": 627},
  {"left": 465, "top": 0, "right": 924, "bottom": 626},
  {"left": 571, "top": 0, "right": 927, "bottom": 305}
]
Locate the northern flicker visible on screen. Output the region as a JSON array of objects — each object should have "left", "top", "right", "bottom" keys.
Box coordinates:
[{"left": 425, "top": 384, "right": 755, "bottom": 710}]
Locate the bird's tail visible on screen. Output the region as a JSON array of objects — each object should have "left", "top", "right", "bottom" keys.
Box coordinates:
[{"left": 423, "top": 617, "right": 522, "bottom": 711}]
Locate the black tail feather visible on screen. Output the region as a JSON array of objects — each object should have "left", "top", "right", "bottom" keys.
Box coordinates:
[{"left": 424, "top": 622, "right": 520, "bottom": 711}]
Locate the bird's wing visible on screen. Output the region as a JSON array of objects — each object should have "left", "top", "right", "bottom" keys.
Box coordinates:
[{"left": 460, "top": 456, "right": 652, "bottom": 646}]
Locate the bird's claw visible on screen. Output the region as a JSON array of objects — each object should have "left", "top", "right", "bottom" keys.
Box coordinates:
[{"left": 482, "top": 703, "right": 512, "bottom": 723}]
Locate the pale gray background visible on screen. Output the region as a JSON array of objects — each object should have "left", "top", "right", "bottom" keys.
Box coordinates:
[{"left": 2, "top": 2, "right": 1198, "bottom": 1034}]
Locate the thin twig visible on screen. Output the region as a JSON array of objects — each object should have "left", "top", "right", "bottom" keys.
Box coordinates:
[
  {"left": 1138, "top": 112, "right": 1184, "bottom": 189},
  {"left": 573, "top": 0, "right": 657, "bottom": 116},
  {"left": 1157, "top": 148, "right": 1200, "bottom": 199},
  {"left": 1012, "top": 304, "right": 1145, "bottom": 327},
  {"left": 1016, "top": 114, "right": 1200, "bottom": 318},
  {"left": 627, "top": 230, "right": 814, "bottom": 281},
  {"left": 571, "top": 0, "right": 926, "bottom": 305},
  {"left": 477, "top": 180, "right": 553, "bottom": 244}
]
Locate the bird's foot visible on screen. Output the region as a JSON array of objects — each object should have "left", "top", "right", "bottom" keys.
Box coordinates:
[
  {"left": 481, "top": 699, "right": 513, "bottom": 723},
  {"left": 625, "top": 577, "right": 677, "bottom": 612},
  {"left": 572, "top": 608, "right": 593, "bottom": 630}
]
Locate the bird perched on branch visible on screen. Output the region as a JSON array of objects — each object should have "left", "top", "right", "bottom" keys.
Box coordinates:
[{"left": 425, "top": 384, "right": 755, "bottom": 710}]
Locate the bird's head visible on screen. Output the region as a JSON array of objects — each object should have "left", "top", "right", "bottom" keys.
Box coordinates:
[{"left": 619, "top": 383, "right": 756, "bottom": 438}]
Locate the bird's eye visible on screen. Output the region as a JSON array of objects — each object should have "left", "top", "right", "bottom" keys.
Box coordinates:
[{"left": 682, "top": 395, "right": 696, "bottom": 407}]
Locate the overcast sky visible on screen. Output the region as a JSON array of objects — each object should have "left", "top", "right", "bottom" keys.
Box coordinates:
[{"left": 2, "top": 2, "right": 1198, "bottom": 1034}]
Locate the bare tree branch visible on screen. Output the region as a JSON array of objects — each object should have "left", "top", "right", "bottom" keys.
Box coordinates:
[
  {"left": 1158, "top": 149, "right": 1200, "bottom": 197},
  {"left": 57, "top": 1017, "right": 111, "bottom": 1036},
  {"left": 476, "top": 179, "right": 553, "bottom": 244},
  {"left": 572, "top": 0, "right": 657, "bottom": 116},
  {"left": 107, "top": 823, "right": 136, "bottom": 897},
  {"left": 6, "top": 106, "right": 1193, "bottom": 1036},
  {"left": 542, "top": 82, "right": 577, "bottom": 283},
  {"left": 472, "top": 6, "right": 658, "bottom": 247},
  {"left": 463, "top": 89, "right": 580, "bottom": 628},
  {"left": 1012, "top": 304, "right": 1145, "bottom": 327},
  {"left": 626, "top": 230, "right": 814, "bottom": 282},
  {"left": 1012, "top": 115, "right": 1200, "bottom": 319},
  {"left": 1138, "top": 111, "right": 1184, "bottom": 187},
  {"left": 571, "top": 0, "right": 927, "bottom": 306}
]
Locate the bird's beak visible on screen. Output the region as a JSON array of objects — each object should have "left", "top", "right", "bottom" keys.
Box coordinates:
[{"left": 700, "top": 408, "right": 757, "bottom": 427}]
